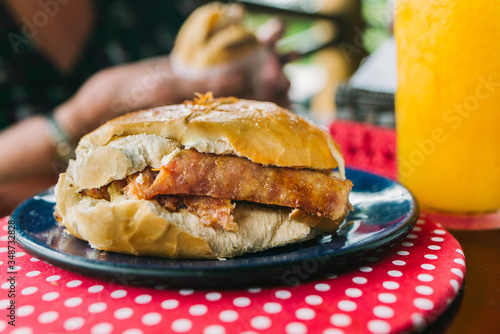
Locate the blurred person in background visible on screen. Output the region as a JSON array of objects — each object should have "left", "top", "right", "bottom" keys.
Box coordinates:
[{"left": 0, "top": 0, "right": 290, "bottom": 216}]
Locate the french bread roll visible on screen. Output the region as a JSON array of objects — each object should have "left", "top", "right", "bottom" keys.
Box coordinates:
[
  {"left": 171, "top": 2, "right": 260, "bottom": 69},
  {"left": 55, "top": 95, "right": 352, "bottom": 259}
]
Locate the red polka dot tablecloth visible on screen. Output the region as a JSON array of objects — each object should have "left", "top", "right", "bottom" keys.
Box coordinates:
[
  {"left": 0, "top": 216, "right": 464, "bottom": 334},
  {"left": 0, "top": 121, "right": 466, "bottom": 334}
]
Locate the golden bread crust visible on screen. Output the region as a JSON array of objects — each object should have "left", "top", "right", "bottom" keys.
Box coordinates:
[{"left": 75, "top": 98, "right": 343, "bottom": 190}]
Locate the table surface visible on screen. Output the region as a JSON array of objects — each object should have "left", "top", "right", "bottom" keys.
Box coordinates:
[{"left": 422, "top": 228, "right": 500, "bottom": 334}]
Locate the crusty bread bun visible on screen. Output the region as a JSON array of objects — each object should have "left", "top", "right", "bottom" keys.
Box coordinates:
[
  {"left": 55, "top": 95, "right": 352, "bottom": 259},
  {"left": 171, "top": 2, "right": 260, "bottom": 69}
]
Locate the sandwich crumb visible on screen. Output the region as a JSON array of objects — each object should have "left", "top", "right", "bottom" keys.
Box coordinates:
[{"left": 184, "top": 92, "right": 238, "bottom": 112}]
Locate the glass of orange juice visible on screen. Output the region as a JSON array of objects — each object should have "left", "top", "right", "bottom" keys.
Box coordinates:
[{"left": 395, "top": 0, "right": 500, "bottom": 229}]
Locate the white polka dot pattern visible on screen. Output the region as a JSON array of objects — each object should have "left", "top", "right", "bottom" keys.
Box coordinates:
[
  {"left": 114, "top": 308, "right": 134, "bottom": 320},
  {"left": 88, "top": 285, "right": 104, "bottom": 293},
  {"left": 161, "top": 299, "right": 179, "bottom": 310},
  {"left": 330, "top": 314, "right": 352, "bottom": 327},
  {"left": 373, "top": 306, "right": 394, "bottom": 319},
  {"left": 66, "top": 280, "right": 82, "bottom": 288},
  {"left": 134, "top": 294, "right": 152, "bottom": 304},
  {"left": 367, "top": 319, "right": 391, "bottom": 334},
  {"left": 17, "top": 305, "right": 35, "bottom": 317},
  {"left": 205, "top": 292, "right": 222, "bottom": 301},
  {"left": 251, "top": 316, "right": 272, "bottom": 330},
  {"left": 305, "top": 295, "right": 323, "bottom": 305},
  {"left": 189, "top": 304, "right": 208, "bottom": 316},
  {"left": 285, "top": 322, "right": 307, "bottom": 334},
  {"left": 64, "top": 297, "right": 82, "bottom": 308},
  {"left": 142, "top": 312, "right": 162, "bottom": 326},
  {"left": 382, "top": 281, "right": 399, "bottom": 290},
  {"left": 233, "top": 297, "right": 251, "bottom": 307},
  {"left": 0, "top": 217, "right": 465, "bottom": 333},
  {"left": 88, "top": 302, "right": 107, "bottom": 314},
  {"left": 345, "top": 288, "right": 363, "bottom": 298},
  {"left": 219, "top": 310, "right": 238, "bottom": 323},
  {"left": 352, "top": 277, "right": 368, "bottom": 284},
  {"left": 263, "top": 302, "right": 282, "bottom": 314},
  {"left": 295, "top": 308, "right": 316, "bottom": 320},
  {"left": 45, "top": 275, "right": 60, "bottom": 282},
  {"left": 171, "top": 319, "right": 192, "bottom": 332},
  {"left": 64, "top": 317, "right": 85, "bottom": 331}
]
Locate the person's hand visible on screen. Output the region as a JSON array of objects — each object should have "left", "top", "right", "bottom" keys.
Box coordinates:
[
  {"left": 255, "top": 18, "right": 291, "bottom": 107},
  {"left": 54, "top": 20, "right": 291, "bottom": 141},
  {"left": 0, "top": 56, "right": 250, "bottom": 215},
  {"left": 54, "top": 56, "right": 247, "bottom": 141}
]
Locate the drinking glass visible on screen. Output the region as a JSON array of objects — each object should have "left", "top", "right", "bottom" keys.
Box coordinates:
[{"left": 395, "top": 0, "right": 500, "bottom": 229}]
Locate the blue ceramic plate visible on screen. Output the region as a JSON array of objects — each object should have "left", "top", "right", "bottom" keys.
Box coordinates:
[{"left": 12, "top": 168, "right": 418, "bottom": 289}]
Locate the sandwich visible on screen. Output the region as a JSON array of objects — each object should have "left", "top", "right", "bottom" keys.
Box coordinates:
[{"left": 55, "top": 94, "right": 353, "bottom": 259}]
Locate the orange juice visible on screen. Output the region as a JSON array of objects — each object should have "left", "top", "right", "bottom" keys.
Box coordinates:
[{"left": 395, "top": 0, "right": 500, "bottom": 213}]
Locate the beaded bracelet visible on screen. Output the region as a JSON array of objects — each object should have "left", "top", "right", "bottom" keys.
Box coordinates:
[{"left": 45, "top": 114, "right": 76, "bottom": 167}]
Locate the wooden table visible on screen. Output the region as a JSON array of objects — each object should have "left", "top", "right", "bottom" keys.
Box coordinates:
[{"left": 423, "top": 228, "right": 500, "bottom": 333}]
